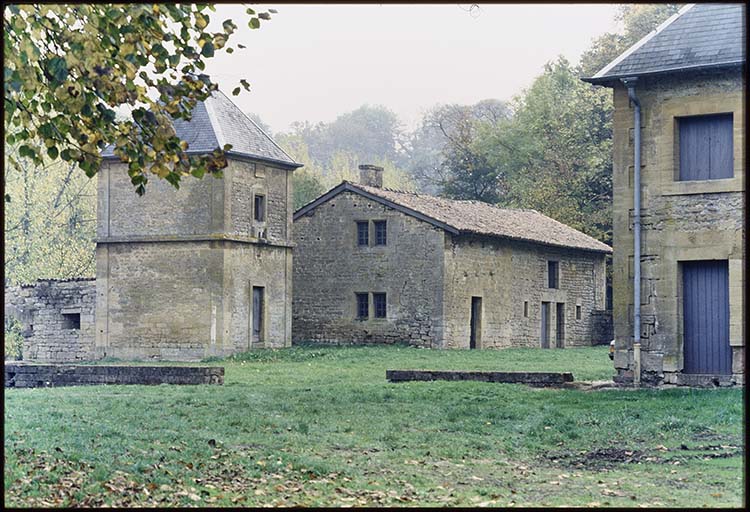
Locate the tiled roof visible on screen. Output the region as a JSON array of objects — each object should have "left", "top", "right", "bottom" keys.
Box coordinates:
[
  {"left": 295, "top": 182, "right": 612, "bottom": 254},
  {"left": 585, "top": 3, "right": 746, "bottom": 84},
  {"left": 102, "top": 90, "right": 301, "bottom": 168}
]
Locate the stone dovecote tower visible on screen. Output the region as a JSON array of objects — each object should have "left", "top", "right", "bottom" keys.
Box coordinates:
[{"left": 96, "top": 90, "right": 302, "bottom": 360}]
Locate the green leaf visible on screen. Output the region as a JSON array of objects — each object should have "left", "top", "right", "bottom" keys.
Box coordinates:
[
  {"left": 240, "top": 79, "right": 250, "bottom": 91},
  {"left": 47, "top": 56, "right": 69, "bottom": 83},
  {"left": 200, "top": 41, "right": 214, "bottom": 58},
  {"left": 248, "top": 17, "right": 260, "bottom": 29},
  {"left": 232, "top": 87, "right": 240, "bottom": 96},
  {"left": 47, "top": 147, "right": 59, "bottom": 160}
]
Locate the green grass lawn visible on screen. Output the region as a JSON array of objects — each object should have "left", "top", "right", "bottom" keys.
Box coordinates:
[{"left": 4, "top": 344, "right": 744, "bottom": 507}]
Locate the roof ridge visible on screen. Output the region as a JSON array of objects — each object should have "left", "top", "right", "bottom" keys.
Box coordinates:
[
  {"left": 591, "top": 3, "right": 696, "bottom": 79},
  {"left": 204, "top": 92, "right": 227, "bottom": 150}
]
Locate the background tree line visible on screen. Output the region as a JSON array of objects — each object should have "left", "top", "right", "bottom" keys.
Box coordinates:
[{"left": 4, "top": 4, "right": 680, "bottom": 286}]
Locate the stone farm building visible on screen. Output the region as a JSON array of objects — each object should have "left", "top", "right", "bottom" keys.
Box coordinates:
[
  {"left": 292, "top": 166, "right": 613, "bottom": 349},
  {"left": 584, "top": 3, "right": 745, "bottom": 386},
  {"left": 5, "top": 90, "right": 302, "bottom": 361}
]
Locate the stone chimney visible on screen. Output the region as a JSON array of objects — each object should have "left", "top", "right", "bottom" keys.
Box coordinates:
[{"left": 359, "top": 164, "right": 384, "bottom": 188}]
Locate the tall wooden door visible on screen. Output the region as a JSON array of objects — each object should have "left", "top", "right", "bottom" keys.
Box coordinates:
[
  {"left": 555, "top": 302, "right": 565, "bottom": 348},
  {"left": 469, "top": 297, "right": 482, "bottom": 349},
  {"left": 252, "top": 286, "right": 264, "bottom": 345},
  {"left": 540, "top": 302, "right": 550, "bottom": 348},
  {"left": 682, "top": 260, "right": 730, "bottom": 374}
]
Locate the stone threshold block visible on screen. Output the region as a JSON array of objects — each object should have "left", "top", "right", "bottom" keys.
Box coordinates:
[
  {"left": 4, "top": 363, "right": 224, "bottom": 388},
  {"left": 386, "top": 369, "right": 574, "bottom": 387}
]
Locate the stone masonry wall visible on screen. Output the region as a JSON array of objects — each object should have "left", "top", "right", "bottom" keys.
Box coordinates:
[
  {"left": 591, "top": 310, "right": 614, "bottom": 345},
  {"left": 227, "top": 159, "right": 292, "bottom": 245},
  {"left": 99, "top": 162, "right": 224, "bottom": 238},
  {"left": 5, "top": 363, "right": 224, "bottom": 388},
  {"left": 4, "top": 279, "right": 96, "bottom": 362},
  {"left": 223, "top": 243, "right": 293, "bottom": 351},
  {"left": 611, "top": 70, "right": 744, "bottom": 386},
  {"left": 96, "top": 159, "right": 294, "bottom": 361},
  {"left": 293, "top": 191, "right": 445, "bottom": 347},
  {"left": 95, "top": 242, "right": 223, "bottom": 361},
  {"left": 442, "top": 235, "right": 607, "bottom": 349}
]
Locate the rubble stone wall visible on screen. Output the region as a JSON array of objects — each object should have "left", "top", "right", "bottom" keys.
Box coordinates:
[{"left": 4, "top": 279, "right": 96, "bottom": 362}]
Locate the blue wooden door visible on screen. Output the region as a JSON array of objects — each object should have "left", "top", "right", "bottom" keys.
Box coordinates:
[{"left": 682, "top": 260, "right": 731, "bottom": 374}]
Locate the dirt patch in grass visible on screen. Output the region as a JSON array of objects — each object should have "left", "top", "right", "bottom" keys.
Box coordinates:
[
  {"left": 546, "top": 447, "right": 651, "bottom": 469},
  {"left": 546, "top": 443, "right": 744, "bottom": 471}
]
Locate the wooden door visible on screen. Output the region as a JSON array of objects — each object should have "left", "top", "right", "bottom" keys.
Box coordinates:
[
  {"left": 541, "top": 302, "right": 550, "bottom": 348},
  {"left": 252, "top": 286, "right": 264, "bottom": 345},
  {"left": 470, "top": 297, "right": 482, "bottom": 349},
  {"left": 683, "top": 260, "right": 730, "bottom": 374},
  {"left": 556, "top": 303, "right": 565, "bottom": 348}
]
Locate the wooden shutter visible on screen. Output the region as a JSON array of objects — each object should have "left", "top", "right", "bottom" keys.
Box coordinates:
[{"left": 679, "top": 114, "right": 733, "bottom": 181}]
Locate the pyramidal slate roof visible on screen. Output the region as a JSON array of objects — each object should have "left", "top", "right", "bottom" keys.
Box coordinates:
[
  {"left": 294, "top": 181, "right": 612, "bottom": 254},
  {"left": 584, "top": 3, "right": 746, "bottom": 84},
  {"left": 102, "top": 90, "right": 301, "bottom": 168}
]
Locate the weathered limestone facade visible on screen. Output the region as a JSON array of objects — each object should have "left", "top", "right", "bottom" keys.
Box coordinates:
[
  {"left": 293, "top": 191, "right": 445, "bottom": 347},
  {"left": 96, "top": 158, "right": 295, "bottom": 360},
  {"left": 293, "top": 171, "right": 609, "bottom": 349},
  {"left": 609, "top": 71, "right": 745, "bottom": 386},
  {"left": 4, "top": 279, "right": 96, "bottom": 362},
  {"left": 441, "top": 235, "right": 607, "bottom": 349}
]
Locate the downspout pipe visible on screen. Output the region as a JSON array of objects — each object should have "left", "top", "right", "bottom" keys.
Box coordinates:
[{"left": 622, "top": 77, "right": 641, "bottom": 388}]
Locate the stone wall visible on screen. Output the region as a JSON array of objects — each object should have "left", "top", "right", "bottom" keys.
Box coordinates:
[
  {"left": 227, "top": 160, "right": 292, "bottom": 244},
  {"left": 4, "top": 279, "right": 96, "bottom": 362},
  {"left": 293, "top": 190, "right": 446, "bottom": 347},
  {"left": 96, "top": 159, "right": 294, "bottom": 361},
  {"left": 4, "top": 362, "right": 224, "bottom": 388},
  {"left": 611, "top": 70, "right": 745, "bottom": 386},
  {"left": 99, "top": 162, "right": 223, "bottom": 239},
  {"left": 591, "top": 310, "right": 614, "bottom": 345},
  {"left": 442, "top": 234, "right": 607, "bottom": 349},
  {"left": 292, "top": 189, "right": 608, "bottom": 349}
]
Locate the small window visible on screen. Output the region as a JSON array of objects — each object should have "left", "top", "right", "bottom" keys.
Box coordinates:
[
  {"left": 678, "top": 113, "right": 733, "bottom": 181},
  {"left": 523, "top": 301, "right": 529, "bottom": 318},
  {"left": 548, "top": 261, "right": 559, "bottom": 289},
  {"left": 356, "top": 293, "right": 369, "bottom": 320},
  {"left": 62, "top": 313, "right": 81, "bottom": 330},
  {"left": 373, "top": 293, "right": 387, "bottom": 318},
  {"left": 374, "top": 220, "right": 387, "bottom": 245},
  {"left": 576, "top": 305, "right": 582, "bottom": 320},
  {"left": 254, "top": 194, "right": 266, "bottom": 222},
  {"left": 356, "top": 221, "right": 369, "bottom": 246}
]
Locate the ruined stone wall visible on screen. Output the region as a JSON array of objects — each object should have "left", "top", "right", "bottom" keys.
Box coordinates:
[
  {"left": 442, "top": 235, "right": 607, "bottom": 349},
  {"left": 611, "top": 71, "right": 744, "bottom": 386},
  {"left": 5, "top": 363, "right": 224, "bottom": 388},
  {"left": 292, "top": 191, "right": 445, "bottom": 347},
  {"left": 4, "top": 279, "right": 96, "bottom": 362}
]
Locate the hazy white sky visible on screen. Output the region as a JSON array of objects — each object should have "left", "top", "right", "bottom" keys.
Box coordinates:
[{"left": 205, "top": 4, "right": 621, "bottom": 133}]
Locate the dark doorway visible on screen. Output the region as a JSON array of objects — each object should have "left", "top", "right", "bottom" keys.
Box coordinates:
[
  {"left": 252, "top": 286, "right": 265, "bottom": 345},
  {"left": 682, "top": 260, "right": 730, "bottom": 374},
  {"left": 556, "top": 303, "right": 565, "bottom": 348},
  {"left": 470, "top": 297, "right": 482, "bottom": 349},
  {"left": 541, "top": 302, "right": 550, "bottom": 348}
]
